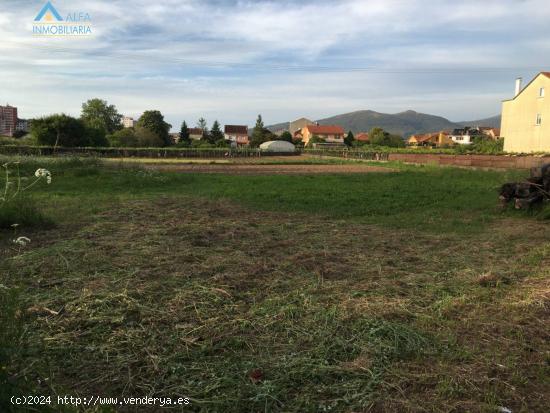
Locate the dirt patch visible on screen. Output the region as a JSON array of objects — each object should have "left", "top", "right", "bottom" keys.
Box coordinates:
[{"left": 143, "top": 163, "right": 395, "bottom": 174}]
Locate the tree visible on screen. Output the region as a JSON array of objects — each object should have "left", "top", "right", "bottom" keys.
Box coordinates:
[
  {"left": 210, "top": 120, "right": 224, "bottom": 144},
  {"left": 137, "top": 110, "right": 172, "bottom": 146},
  {"left": 86, "top": 126, "right": 109, "bottom": 147},
  {"left": 81, "top": 98, "right": 122, "bottom": 135},
  {"left": 279, "top": 131, "right": 293, "bottom": 143},
  {"left": 196, "top": 118, "right": 209, "bottom": 141},
  {"left": 179, "top": 121, "right": 191, "bottom": 145},
  {"left": 250, "top": 114, "right": 269, "bottom": 148},
  {"left": 345, "top": 130, "right": 355, "bottom": 147},
  {"left": 197, "top": 117, "right": 208, "bottom": 130},
  {"left": 368, "top": 127, "right": 405, "bottom": 148},
  {"left": 31, "top": 114, "right": 92, "bottom": 147}
]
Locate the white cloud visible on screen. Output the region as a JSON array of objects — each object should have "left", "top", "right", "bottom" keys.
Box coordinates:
[{"left": 0, "top": 0, "right": 549, "bottom": 125}]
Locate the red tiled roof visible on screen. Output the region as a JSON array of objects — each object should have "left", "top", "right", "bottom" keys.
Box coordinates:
[
  {"left": 306, "top": 124, "right": 345, "bottom": 135},
  {"left": 409, "top": 134, "right": 433, "bottom": 143},
  {"left": 224, "top": 125, "right": 248, "bottom": 134},
  {"left": 409, "top": 132, "right": 441, "bottom": 143},
  {"left": 355, "top": 132, "right": 369, "bottom": 141},
  {"left": 542, "top": 72, "right": 550, "bottom": 78},
  {"left": 188, "top": 128, "right": 203, "bottom": 135}
]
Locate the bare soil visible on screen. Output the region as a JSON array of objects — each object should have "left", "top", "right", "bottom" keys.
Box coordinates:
[{"left": 143, "top": 163, "right": 394, "bottom": 174}]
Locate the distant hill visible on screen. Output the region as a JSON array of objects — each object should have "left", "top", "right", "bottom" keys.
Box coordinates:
[
  {"left": 266, "top": 121, "right": 290, "bottom": 133},
  {"left": 267, "top": 110, "right": 501, "bottom": 137},
  {"left": 458, "top": 115, "right": 501, "bottom": 129}
]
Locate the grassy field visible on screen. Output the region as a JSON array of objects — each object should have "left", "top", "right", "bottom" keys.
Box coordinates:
[{"left": 1, "top": 156, "right": 549, "bottom": 412}]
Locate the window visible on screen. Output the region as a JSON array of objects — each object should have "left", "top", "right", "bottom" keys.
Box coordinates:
[
  {"left": 540, "top": 87, "right": 545, "bottom": 98},
  {"left": 536, "top": 113, "right": 542, "bottom": 126}
]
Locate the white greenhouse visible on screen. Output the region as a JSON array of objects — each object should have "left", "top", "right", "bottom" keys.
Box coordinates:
[{"left": 259, "top": 140, "right": 296, "bottom": 153}]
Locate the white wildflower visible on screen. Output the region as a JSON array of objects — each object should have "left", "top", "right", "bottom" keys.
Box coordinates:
[
  {"left": 34, "top": 168, "right": 52, "bottom": 184},
  {"left": 13, "top": 236, "right": 31, "bottom": 246}
]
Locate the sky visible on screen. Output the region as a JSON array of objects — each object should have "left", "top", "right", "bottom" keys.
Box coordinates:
[{"left": 1, "top": 0, "right": 550, "bottom": 130}]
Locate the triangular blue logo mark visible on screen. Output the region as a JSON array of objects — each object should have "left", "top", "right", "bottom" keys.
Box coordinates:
[{"left": 34, "top": 1, "right": 63, "bottom": 22}]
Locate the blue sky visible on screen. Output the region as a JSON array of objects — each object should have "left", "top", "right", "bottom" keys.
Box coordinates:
[{"left": 1, "top": 0, "right": 550, "bottom": 130}]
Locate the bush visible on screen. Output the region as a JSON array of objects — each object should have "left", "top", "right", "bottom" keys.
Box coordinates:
[
  {"left": 470, "top": 137, "right": 504, "bottom": 154},
  {"left": 135, "top": 127, "right": 164, "bottom": 147},
  {"left": 12, "top": 130, "right": 27, "bottom": 139},
  {"left": 191, "top": 139, "right": 215, "bottom": 148},
  {"left": 31, "top": 114, "right": 107, "bottom": 147},
  {"left": 108, "top": 128, "right": 139, "bottom": 147},
  {"left": 369, "top": 127, "right": 405, "bottom": 147},
  {"left": 306, "top": 135, "right": 326, "bottom": 148},
  {"left": 215, "top": 139, "right": 231, "bottom": 148}
]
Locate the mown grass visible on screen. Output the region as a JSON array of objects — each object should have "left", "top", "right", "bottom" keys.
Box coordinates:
[
  {"left": 28, "top": 161, "right": 528, "bottom": 233},
  {"left": 1, "top": 156, "right": 549, "bottom": 412}
]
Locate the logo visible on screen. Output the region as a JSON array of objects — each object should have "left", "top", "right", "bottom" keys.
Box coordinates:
[
  {"left": 32, "top": 1, "right": 93, "bottom": 37},
  {"left": 34, "top": 1, "right": 63, "bottom": 22}
]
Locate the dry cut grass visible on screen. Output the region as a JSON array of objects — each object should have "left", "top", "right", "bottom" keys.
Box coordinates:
[{"left": 1, "top": 195, "right": 549, "bottom": 412}]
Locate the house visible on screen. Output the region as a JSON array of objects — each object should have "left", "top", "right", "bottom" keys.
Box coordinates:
[
  {"left": 408, "top": 131, "right": 453, "bottom": 147},
  {"left": 122, "top": 116, "right": 136, "bottom": 128},
  {"left": 296, "top": 124, "right": 345, "bottom": 146},
  {"left": 0, "top": 104, "right": 18, "bottom": 137},
  {"left": 408, "top": 133, "right": 438, "bottom": 147},
  {"left": 224, "top": 125, "right": 249, "bottom": 146},
  {"left": 449, "top": 127, "right": 483, "bottom": 145},
  {"left": 355, "top": 132, "right": 370, "bottom": 143},
  {"left": 171, "top": 128, "right": 203, "bottom": 143},
  {"left": 289, "top": 117, "right": 314, "bottom": 135},
  {"left": 16, "top": 118, "right": 30, "bottom": 133},
  {"left": 479, "top": 127, "right": 500, "bottom": 140},
  {"left": 188, "top": 128, "right": 203, "bottom": 140},
  {"left": 501, "top": 72, "right": 550, "bottom": 153}
]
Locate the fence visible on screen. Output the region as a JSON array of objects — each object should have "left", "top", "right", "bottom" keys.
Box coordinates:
[
  {"left": 303, "top": 149, "right": 389, "bottom": 161},
  {"left": 305, "top": 148, "right": 550, "bottom": 169},
  {"left": 0, "top": 145, "right": 300, "bottom": 159}
]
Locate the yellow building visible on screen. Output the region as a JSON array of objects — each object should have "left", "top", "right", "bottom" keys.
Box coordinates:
[
  {"left": 501, "top": 72, "right": 550, "bottom": 153},
  {"left": 408, "top": 131, "right": 453, "bottom": 148},
  {"left": 296, "top": 124, "right": 345, "bottom": 146}
]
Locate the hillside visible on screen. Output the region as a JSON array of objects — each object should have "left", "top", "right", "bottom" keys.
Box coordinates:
[
  {"left": 458, "top": 115, "right": 501, "bottom": 129},
  {"left": 267, "top": 110, "right": 501, "bottom": 137}
]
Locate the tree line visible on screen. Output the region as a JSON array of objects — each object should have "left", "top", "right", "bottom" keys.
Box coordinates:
[
  {"left": 27, "top": 98, "right": 406, "bottom": 149},
  {"left": 30, "top": 99, "right": 175, "bottom": 148},
  {"left": 27, "top": 99, "right": 277, "bottom": 148}
]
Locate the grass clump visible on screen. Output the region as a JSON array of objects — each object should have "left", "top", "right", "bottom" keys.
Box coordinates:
[{"left": 0, "top": 196, "right": 52, "bottom": 229}]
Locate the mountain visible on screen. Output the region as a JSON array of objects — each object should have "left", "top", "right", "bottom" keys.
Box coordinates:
[
  {"left": 458, "top": 115, "right": 501, "bottom": 129},
  {"left": 266, "top": 121, "right": 290, "bottom": 133},
  {"left": 267, "top": 110, "right": 501, "bottom": 137}
]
